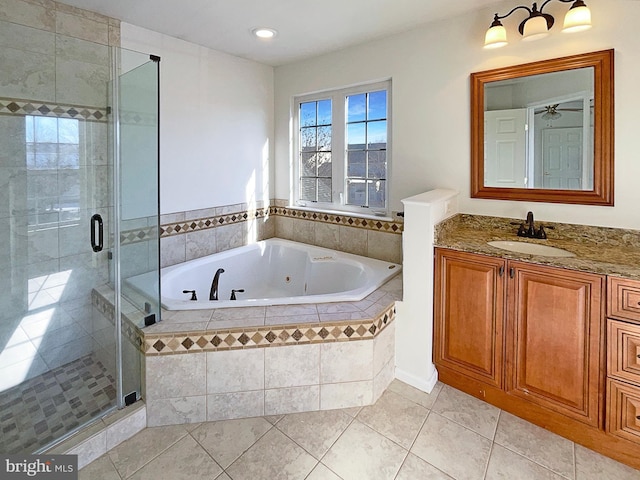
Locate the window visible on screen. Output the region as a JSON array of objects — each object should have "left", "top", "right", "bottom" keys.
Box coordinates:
[
  {"left": 25, "top": 116, "right": 81, "bottom": 229},
  {"left": 294, "top": 80, "right": 390, "bottom": 215}
]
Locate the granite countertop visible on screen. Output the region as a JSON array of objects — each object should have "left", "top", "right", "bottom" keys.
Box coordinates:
[{"left": 435, "top": 214, "right": 640, "bottom": 280}]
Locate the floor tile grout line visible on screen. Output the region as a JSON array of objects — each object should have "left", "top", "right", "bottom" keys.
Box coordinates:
[
  {"left": 481, "top": 437, "right": 495, "bottom": 480},
  {"left": 111, "top": 425, "right": 191, "bottom": 479},
  {"left": 392, "top": 408, "right": 433, "bottom": 480},
  {"left": 491, "top": 437, "right": 574, "bottom": 479},
  {"left": 205, "top": 416, "right": 277, "bottom": 474},
  {"left": 187, "top": 423, "right": 242, "bottom": 476}
]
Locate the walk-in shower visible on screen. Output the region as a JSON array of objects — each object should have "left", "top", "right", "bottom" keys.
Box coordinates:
[{"left": 0, "top": 19, "right": 159, "bottom": 453}]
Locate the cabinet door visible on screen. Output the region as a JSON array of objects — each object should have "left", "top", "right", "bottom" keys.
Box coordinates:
[
  {"left": 434, "top": 249, "right": 506, "bottom": 388},
  {"left": 506, "top": 262, "right": 604, "bottom": 426}
]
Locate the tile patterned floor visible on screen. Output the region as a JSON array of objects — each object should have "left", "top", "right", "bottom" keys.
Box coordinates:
[
  {"left": 80, "top": 380, "right": 640, "bottom": 480},
  {"left": 0, "top": 355, "right": 116, "bottom": 454}
]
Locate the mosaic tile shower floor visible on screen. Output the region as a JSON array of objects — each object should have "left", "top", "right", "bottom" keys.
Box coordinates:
[
  {"left": 0, "top": 354, "right": 116, "bottom": 454},
  {"left": 80, "top": 380, "right": 640, "bottom": 480}
]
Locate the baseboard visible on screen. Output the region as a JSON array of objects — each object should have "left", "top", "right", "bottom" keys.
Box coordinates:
[{"left": 395, "top": 366, "right": 438, "bottom": 394}]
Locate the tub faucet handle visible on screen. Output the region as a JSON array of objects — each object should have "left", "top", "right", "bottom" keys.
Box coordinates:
[
  {"left": 183, "top": 290, "right": 197, "bottom": 301},
  {"left": 230, "top": 289, "right": 245, "bottom": 301}
]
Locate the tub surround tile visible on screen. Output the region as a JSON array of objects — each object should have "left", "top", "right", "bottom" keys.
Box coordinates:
[
  {"left": 321, "top": 340, "right": 374, "bottom": 383},
  {"left": 207, "top": 348, "right": 265, "bottom": 394},
  {"left": 145, "top": 353, "right": 206, "bottom": 400},
  {"left": 338, "top": 225, "right": 368, "bottom": 256},
  {"left": 264, "top": 313, "right": 321, "bottom": 326},
  {"left": 159, "top": 201, "right": 402, "bottom": 265},
  {"left": 264, "top": 385, "right": 320, "bottom": 415},
  {"left": 105, "top": 404, "right": 147, "bottom": 450},
  {"left": 143, "top": 303, "right": 396, "bottom": 355},
  {"left": 160, "top": 234, "right": 186, "bottom": 268},
  {"left": 320, "top": 381, "right": 374, "bottom": 410},
  {"left": 373, "top": 358, "right": 396, "bottom": 402},
  {"left": 146, "top": 396, "right": 207, "bottom": 427},
  {"left": 206, "top": 391, "right": 265, "bottom": 422},
  {"left": 265, "top": 343, "right": 320, "bottom": 388},
  {"left": 373, "top": 321, "right": 395, "bottom": 375},
  {"left": 185, "top": 228, "right": 217, "bottom": 260},
  {"left": 266, "top": 304, "right": 319, "bottom": 317}
]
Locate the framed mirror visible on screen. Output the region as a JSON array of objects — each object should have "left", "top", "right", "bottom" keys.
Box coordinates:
[{"left": 471, "top": 50, "right": 614, "bottom": 205}]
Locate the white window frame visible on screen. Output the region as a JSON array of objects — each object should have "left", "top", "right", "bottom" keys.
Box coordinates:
[{"left": 292, "top": 79, "right": 392, "bottom": 217}]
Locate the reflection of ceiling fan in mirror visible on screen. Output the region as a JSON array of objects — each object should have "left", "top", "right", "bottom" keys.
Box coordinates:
[{"left": 535, "top": 104, "right": 586, "bottom": 120}]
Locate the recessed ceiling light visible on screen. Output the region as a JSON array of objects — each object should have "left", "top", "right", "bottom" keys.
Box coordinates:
[{"left": 252, "top": 27, "right": 277, "bottom": 39}]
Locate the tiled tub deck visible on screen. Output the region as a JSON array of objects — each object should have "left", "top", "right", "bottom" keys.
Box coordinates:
[{"left": 93, "top": 275, "right": 402, "bottom": 428}]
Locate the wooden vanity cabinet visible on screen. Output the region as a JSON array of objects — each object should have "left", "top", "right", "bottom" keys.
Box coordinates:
[
  {"left": 505, "top": 261, "right": 604, "bottom": 426},
  {"left": 606, "top": 277, "right": 640, "bottom": 442},
  {"left": 433, "top": 249, "right": 506, "bottom": 389},
  {"left": 434, "top": 248, "right": 605, "bottom": 427}
]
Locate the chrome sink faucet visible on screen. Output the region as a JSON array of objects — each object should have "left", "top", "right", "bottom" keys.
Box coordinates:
[
  {"left": 516, "top": 211, "right": 547, "bottom": 239},
  {"left": 209, "top": 268, "right": 225, "bottom": 301}
]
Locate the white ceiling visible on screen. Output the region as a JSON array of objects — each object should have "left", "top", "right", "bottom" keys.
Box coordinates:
[{"left": 57, "top": 0, "right": 501, "bottom": 66}]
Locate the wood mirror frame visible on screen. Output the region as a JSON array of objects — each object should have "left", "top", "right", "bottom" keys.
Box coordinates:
[{"left": 471, "top": 49, "right": 614, "bottom": 205}]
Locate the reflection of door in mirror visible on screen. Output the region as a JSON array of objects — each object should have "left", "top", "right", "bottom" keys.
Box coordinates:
[
  {"left": 484, "top": 109, "right": 526, "bottom": 188},
  {"left": 484, "top": 68, "right": 593, "bottom": 191}
]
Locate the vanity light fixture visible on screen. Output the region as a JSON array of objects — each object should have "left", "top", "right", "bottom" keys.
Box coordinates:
[
  {"left": 252, "top": 27, "right": 278, "bottom": 39},
  {"left": 484, "top": 0, "right": 592, "bottom": 49}
]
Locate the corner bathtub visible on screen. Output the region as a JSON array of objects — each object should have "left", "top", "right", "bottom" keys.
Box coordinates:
[{"left": 157, "top": 238, "right": 400, "bottom": 310}]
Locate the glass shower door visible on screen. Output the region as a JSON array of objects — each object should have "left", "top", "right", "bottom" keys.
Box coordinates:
[
  {"left": 113, "top": 49, "right": 160, "bottom": 403},
  {"left": 0, "top": 26, "right": 117, "bottom": 453}
]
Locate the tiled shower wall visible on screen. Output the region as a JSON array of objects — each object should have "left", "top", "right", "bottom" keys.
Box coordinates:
[
  {"left": 0, "top": 0, "right": 120, "bottom": 378},
  {"left": 159, "top": 200, "right": 403, "bottom": 267}
]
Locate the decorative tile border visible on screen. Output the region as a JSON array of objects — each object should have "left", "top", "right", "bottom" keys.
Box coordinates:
[
  {"left": 160, "top": 208, "right": 269, "bottom": 238},
  {"left": 91, "top": 290, "right": 145, "bottom": 351},
  {"left": 272, "top": 206, "right": 404, "bottom": 234},
  {"left": 0, "top": 97, "right": 108, "bottom": 122},
  {"left": 121, "top": 226, "right": 158, "bottom": 246},
  {"left": 141, "top": 304, "right": 396, "bottom": 356},
  {"left": 158, "top": 205, "right": 403, "bottom": 240}
]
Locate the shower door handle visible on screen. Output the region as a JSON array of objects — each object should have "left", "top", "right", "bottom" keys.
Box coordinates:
[{"left": 91, "top": 213, "right": 104, "bottom": 252}]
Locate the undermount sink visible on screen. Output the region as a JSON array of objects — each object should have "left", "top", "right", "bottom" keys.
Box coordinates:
[{"left": 487, "top": 240, "right": 576, "bottom": 258}]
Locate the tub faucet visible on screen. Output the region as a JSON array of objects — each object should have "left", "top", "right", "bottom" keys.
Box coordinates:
[{"left": 209, "top": 268, "right": 225, "bottom": 301}]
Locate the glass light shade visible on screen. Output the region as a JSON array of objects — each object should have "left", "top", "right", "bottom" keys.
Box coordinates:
[
  {"left": 484, "top": 25, "right": 508, "bottom": 49},
  {"left": 562, "top": 6, "right": 592, "bottom": 33},
  {"left": 522, "top": 15, "right": 550, "bottom": 41},
  {"left": 542, "top": 111, "right": 561, "bottom": 120}
]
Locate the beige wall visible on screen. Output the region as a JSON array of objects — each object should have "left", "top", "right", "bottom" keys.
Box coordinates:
[{"left": 274, "top": 0, "right": 640, "bottom": 230}]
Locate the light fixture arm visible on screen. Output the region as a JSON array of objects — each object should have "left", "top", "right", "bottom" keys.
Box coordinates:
[
  {"left": 492, "top": 5, "right": 533, "bottom": 24},
  {"left": 490, "top": 0, "right": 587, "bottom": 32}
]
